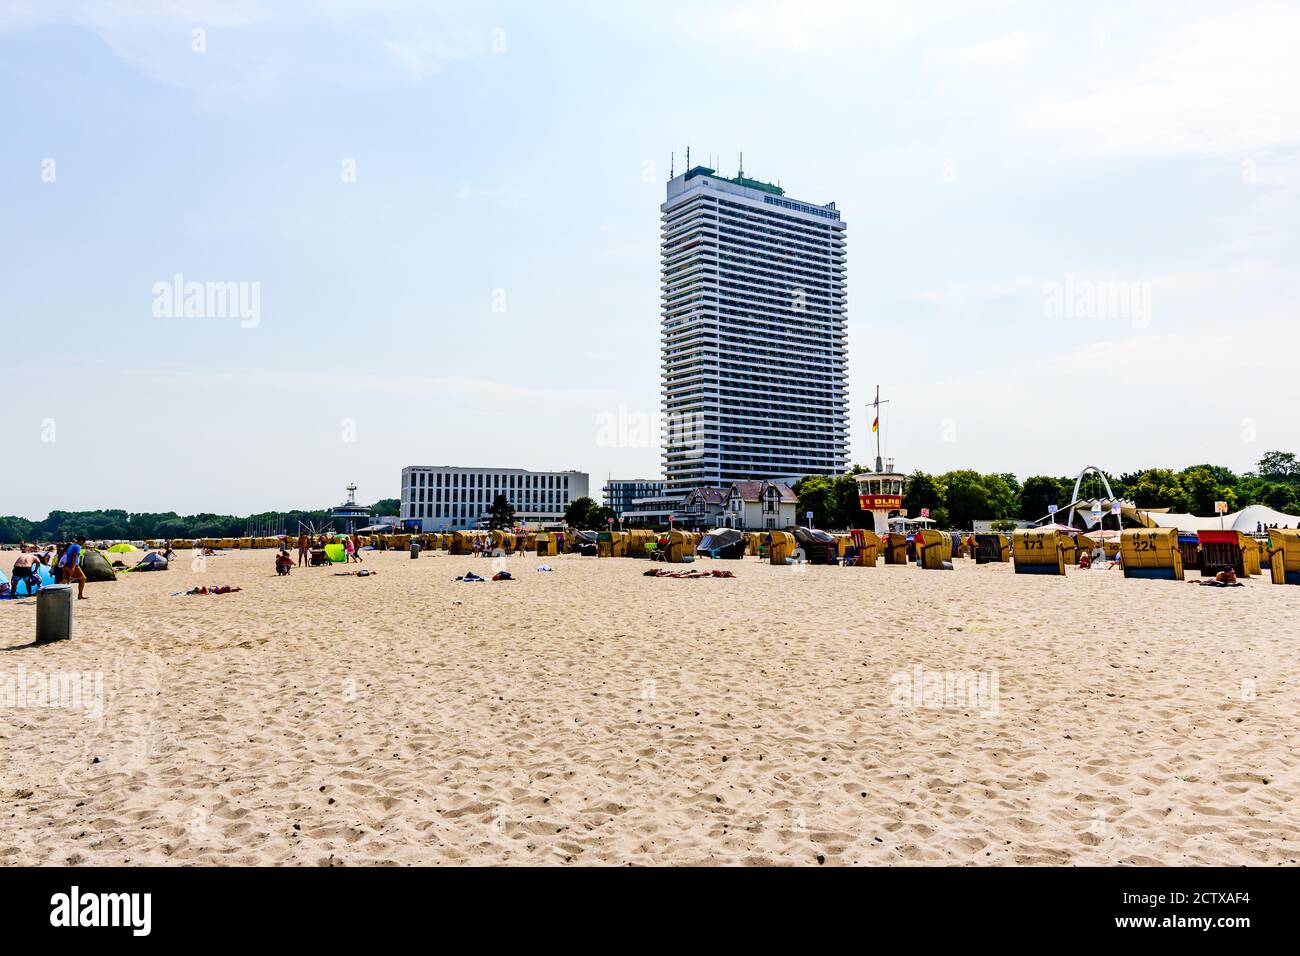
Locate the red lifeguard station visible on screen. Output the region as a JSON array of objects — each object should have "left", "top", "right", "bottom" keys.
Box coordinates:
[{"left": 852, "top": 387, "right": 906, "bottom": 535}]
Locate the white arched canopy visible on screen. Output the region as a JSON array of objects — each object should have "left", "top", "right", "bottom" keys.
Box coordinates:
[{"left": 1066, "top": 466, "right": 1117, "bottom": 527}]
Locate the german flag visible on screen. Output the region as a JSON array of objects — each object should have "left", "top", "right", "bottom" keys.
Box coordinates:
[{"left": 871, "top": 416, "right": 879, "bottom": 433}]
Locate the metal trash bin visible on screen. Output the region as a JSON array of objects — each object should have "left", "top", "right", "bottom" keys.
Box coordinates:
[
  {"left": 410, "top": 542, "right": 420, "bottom": 559},
  {"left": 36, "top": 584, "right": 74, "bottom": 644}
]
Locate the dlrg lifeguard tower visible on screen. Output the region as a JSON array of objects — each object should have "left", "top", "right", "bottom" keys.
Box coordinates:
[{"left": 854, "top": 387, "right": 906, "bottom": 534}]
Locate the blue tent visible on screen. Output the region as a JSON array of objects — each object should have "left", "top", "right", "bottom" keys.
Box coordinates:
[{"left": 6, "top": 563, "right": 54, "bottom": 598}]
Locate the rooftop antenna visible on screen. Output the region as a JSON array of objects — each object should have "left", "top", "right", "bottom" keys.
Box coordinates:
[
  {"left": 686, "top": 145, "right": 690, "bottom": 169},
  {"left": 739, "top": 152, "right": 744, "bottom": 177},
  {"left": 670, "top": 151, "right": 674, "bottom": 178}
]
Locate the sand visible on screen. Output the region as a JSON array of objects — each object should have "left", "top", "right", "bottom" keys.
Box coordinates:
[{"left": 1, "top": 546, "right": 1296, "bottom": 866}]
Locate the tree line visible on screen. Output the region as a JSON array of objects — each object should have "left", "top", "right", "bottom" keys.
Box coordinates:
[
  {"left": 5, "top": 451, "right": 1298, "bottom": 542},
  {"left": 793, "top": 451, "right": 1300, "bottom": 530}
]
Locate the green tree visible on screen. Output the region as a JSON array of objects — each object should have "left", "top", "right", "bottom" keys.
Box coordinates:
[
  {"left": 564, "top": 496, "right": 597, "bottom": 528},
  {"left": 587, "top": 505, "right": 617, "bottom": 528},
  {"left": 1260, "top": 483, "right": 1300, "bottom": 513},
  {"left": 901, "top": 470, "right": 942, "bottom": 519},
  {"left": 1020, "top": 475, "right": 1062, "bottom": 521},
  {"left": 487, "top": 495, "right": 516, "bottom": 530},
  {"left": 0, "top": 516, "right": 35, "bottom": 544},
  {"left": 984, "top": 473, "right": 1020, "bottom": 521},
  {"left": 1055, "top": 475, "right": 1080, "bottom": 506},
  {"left": 829, "top": 474, "right": 869, "bottom": 529},
  {"left": 1258, "top": 451, "right": 1299, "bottom": 480},
  {"left": 1126, "top": 468, "right": 1188, "bottom": 511},
  {"left": 369, "top": 498, "right": 400, "bottom": 516},
  {"left": 793, "top": 475, "right": 834, "bottom": 526},
  {"left": 1181, "top": 466, "right": 1236, "bottom": 516},
  {"left": 941, "top": 470, "right": 993, "bottom": 529}
]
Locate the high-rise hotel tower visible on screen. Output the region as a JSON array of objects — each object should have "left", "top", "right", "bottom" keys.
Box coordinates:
[{"left": 660, "top": 163, "right": 848, "bottom": 494}]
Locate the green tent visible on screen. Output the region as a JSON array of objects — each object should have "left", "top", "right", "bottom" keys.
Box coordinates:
[
  {"left": 324, "top": 543, "right": 346, "bottom": 563},
  {"left": 80, "top": 548, "right": 118, "bottom": 582}
]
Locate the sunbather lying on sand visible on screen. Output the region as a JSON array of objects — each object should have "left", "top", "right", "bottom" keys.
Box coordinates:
[
  {"left": 643, "top": 568, "right": 736, "bottom": 579},
  {"left": 1191, "top": 569, "right": 1244, "bottom": 587}
]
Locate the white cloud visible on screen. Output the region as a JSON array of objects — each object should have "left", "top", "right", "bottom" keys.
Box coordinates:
[
  {"left": 907, "top": 277, "right": 1043, "bottom": 305},
  {"left": 0, "top": 0, "right": 271, "bottom": 35},
  {"left": 111, "top": 360, "right": 616, "bottom": 408},
  {"left": 679, "top": 0, "right": 1017, "bottom": 54},
  {"left": 382, "top": 31, "right": 483, "bottom": 82},
  {"left": 927, "top": 30, "right": 1049, "bottom": 70},
  {"left": 1, "top": 0, "right": 489, "bottom": 93},
  {"left": 1047, "top": 323, "right": 1300, "bottom": 382},
  {"left": 1013, "top": 4, "right": 1300, "bottom": 156}
]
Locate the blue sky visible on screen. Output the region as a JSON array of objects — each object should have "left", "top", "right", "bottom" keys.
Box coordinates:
[{"left": 4, "top": 0, "right": 1297, "bottom": 518}]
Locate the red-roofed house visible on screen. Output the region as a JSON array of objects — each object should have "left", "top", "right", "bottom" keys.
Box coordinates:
[{"left": 722, "top": 480, "right": 798, "bottom": 530}]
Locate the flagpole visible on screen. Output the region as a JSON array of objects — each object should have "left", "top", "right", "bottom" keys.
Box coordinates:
[{"left": 873, "top": 385, "right": 885, "bottom": 473}]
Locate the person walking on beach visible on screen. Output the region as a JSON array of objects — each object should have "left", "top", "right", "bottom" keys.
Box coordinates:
[
  {"left": 297, "top": 531, "right": 309, "bottom": 567},
  {"left": 343, "top": 535, "right": 356, "bottom": 563},
  {"left": 61, "top": 536, "right": 88, "bottom": 600},
  {"left": 350, "top": 534, "right": 363, "bottom": 563}
]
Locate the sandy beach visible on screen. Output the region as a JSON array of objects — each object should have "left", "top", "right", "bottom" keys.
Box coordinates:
[{"left": 1, "top": 547, "right": 1296, "bottom": 866}]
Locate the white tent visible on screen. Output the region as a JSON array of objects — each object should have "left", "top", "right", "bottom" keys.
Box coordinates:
[{"left": 1140, "top": 503, "right": 1299, "bottom": 534}]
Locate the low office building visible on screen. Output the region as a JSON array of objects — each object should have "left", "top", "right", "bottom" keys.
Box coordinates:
[
  {"left": 621, "top": 496, "right": 691, "bottom": 528},
  {"left": 620, "top": 493, "right": 685, "bottom": 527},
  {"left": 401, "top": 466, "right": 589, "bottom": 531},
  {"left": 602, "top": 479, "right": 666, "bottom": 517}
]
